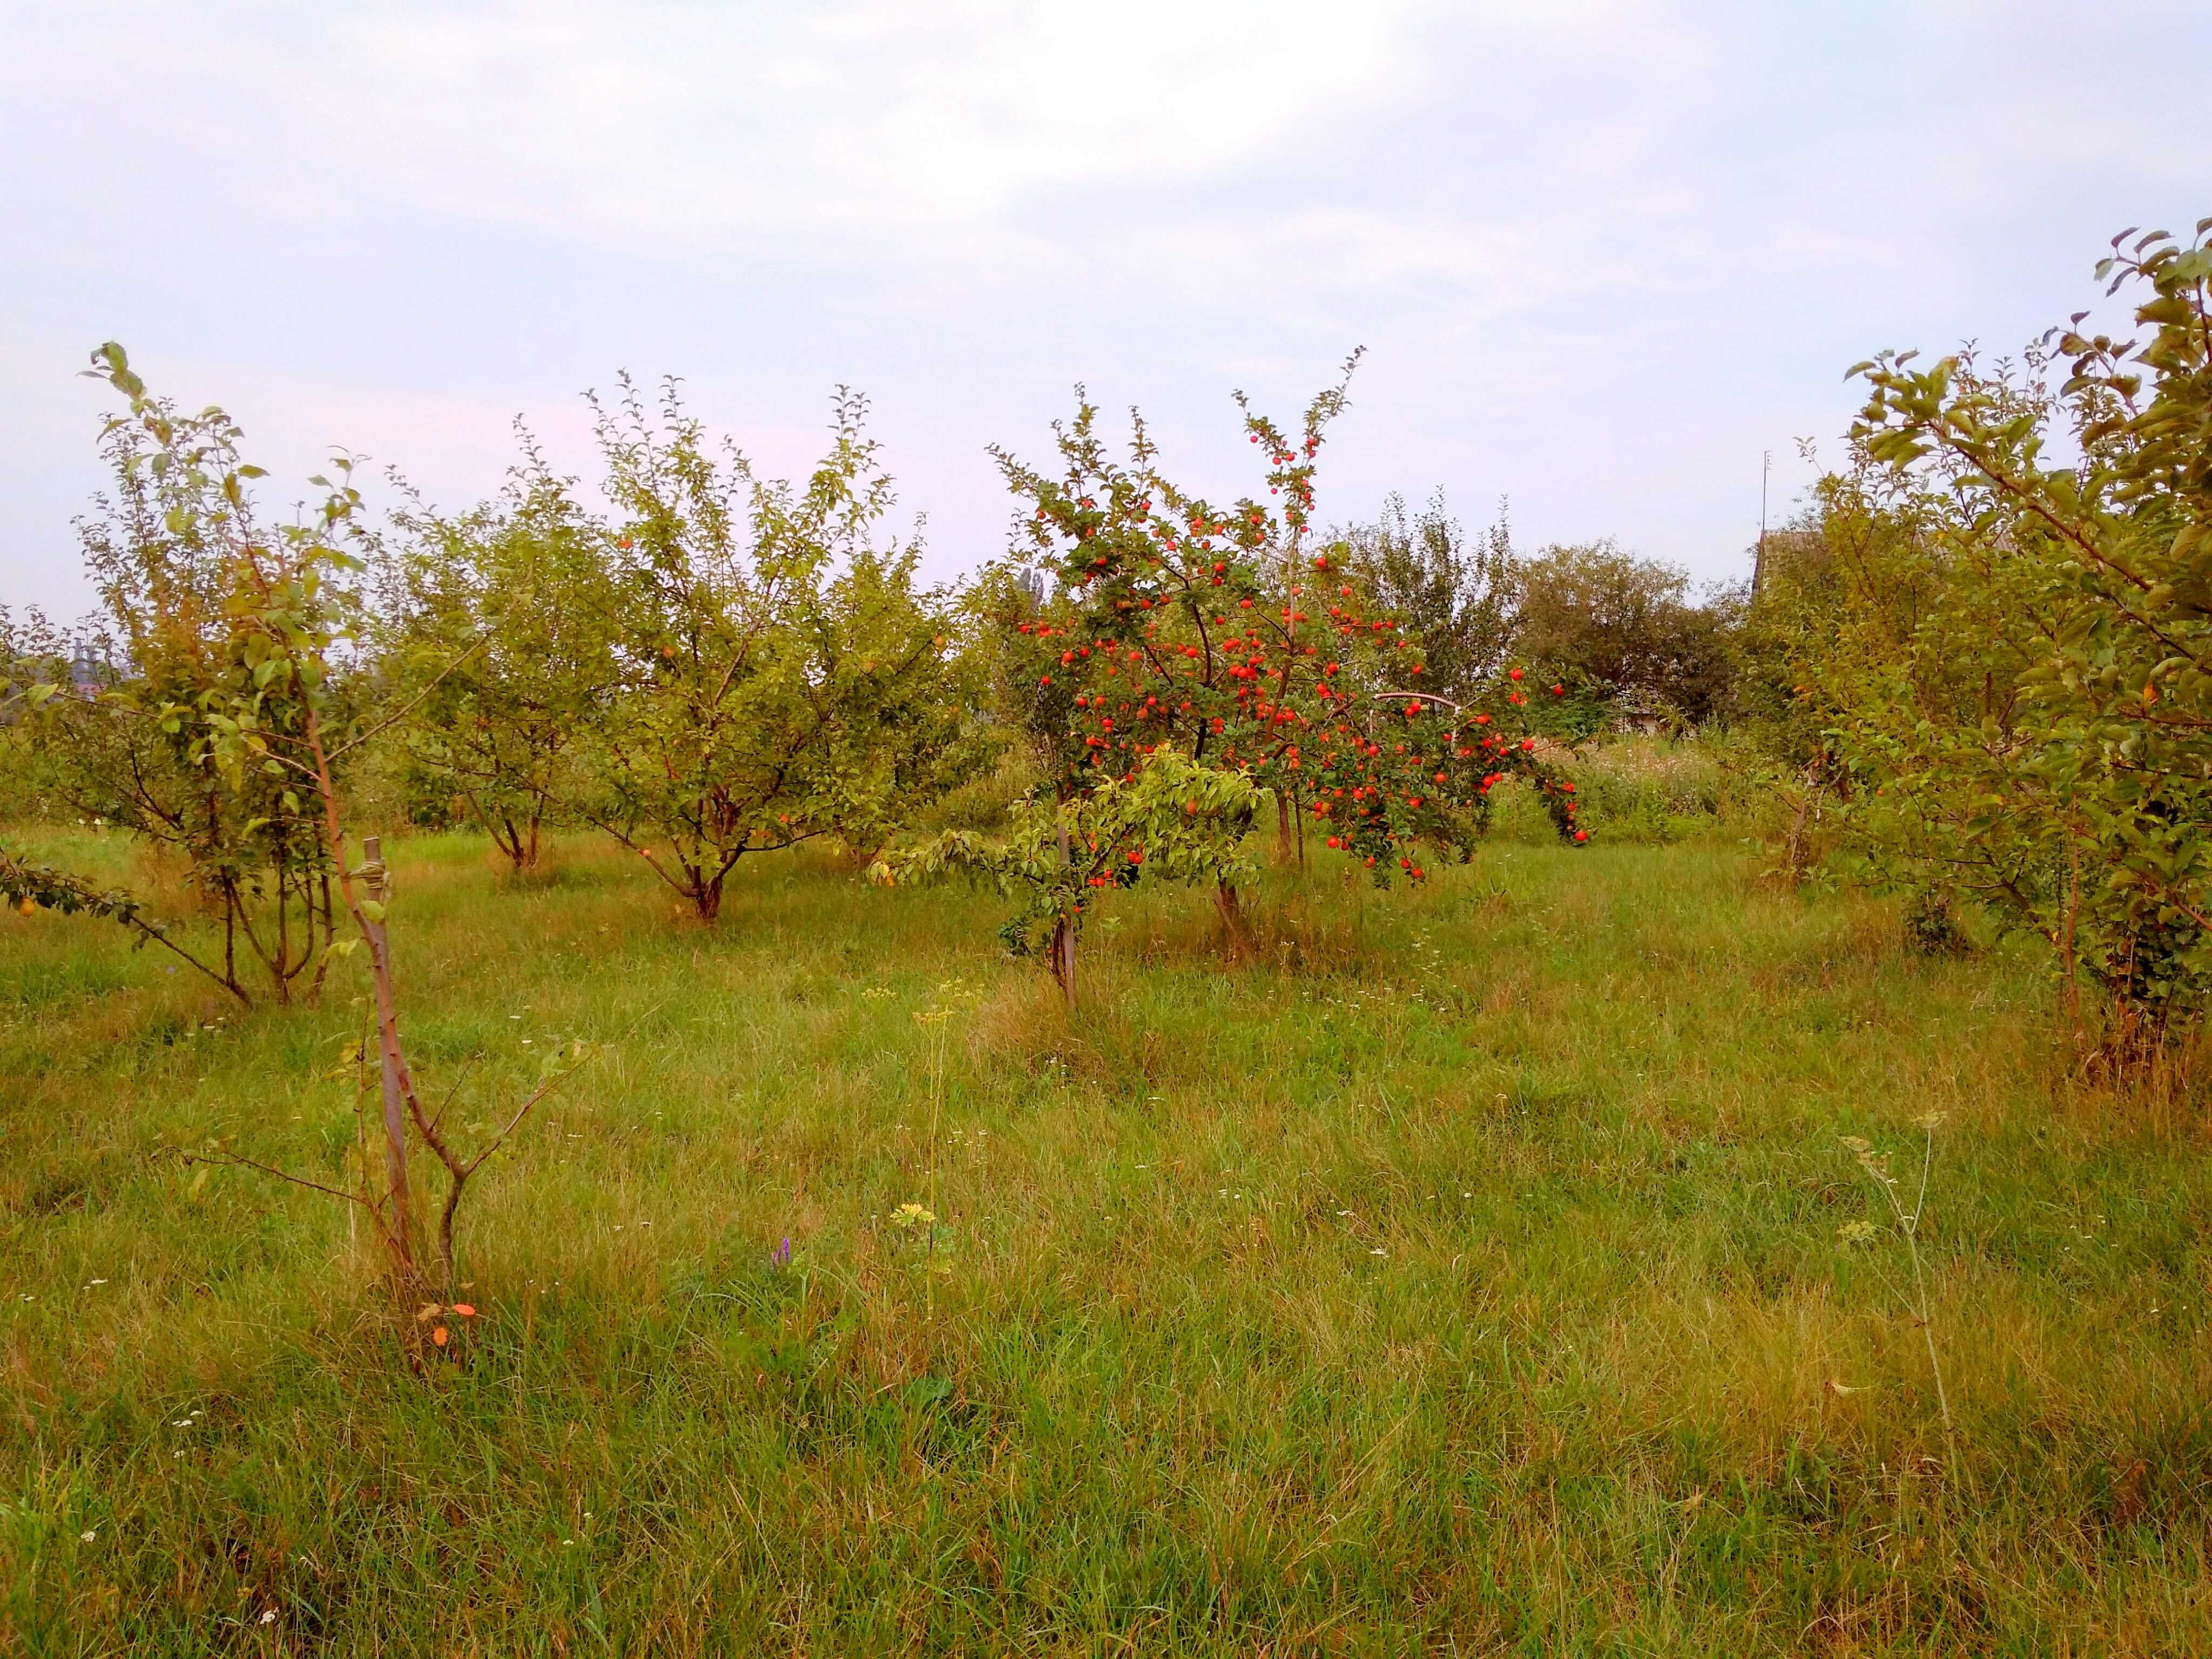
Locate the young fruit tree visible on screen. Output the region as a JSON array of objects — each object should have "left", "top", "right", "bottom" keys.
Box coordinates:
[
  {"left": 581, "top": 379, "right": 977, "bottom": 920},
  {"left": 1814, "top": 221, "right": 2212, "bottom": 1054},
  {"left": 4, "top": 346, "right": 583, "bottom": 1317},
  {"left": 873, "top": 747, "right": 1264, "bottom": 1004},
  {"left": 372, "top": 447, "right": 613, "bottom": 872},
  {"left": 0, "top": 361, "right": 355, "bottom": 1003}
]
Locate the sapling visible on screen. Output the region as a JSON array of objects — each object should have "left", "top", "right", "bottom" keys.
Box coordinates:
[{"left": 22, "top": 344, "right": 592, "bottom": 1327}]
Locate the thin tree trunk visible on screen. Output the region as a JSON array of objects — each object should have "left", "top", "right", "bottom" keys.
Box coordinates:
[
  {"left": 273, "top": 845, "right": 292, "bottom": 1004},
  {"left": 1784, "top": 763, "right": 1820, "bottom": 887},
  {"left": 2061, "top": 832, "right": 2083, "bottom": 1057},
  {"left": 1048, "top": 913, "right": 1077, "bottom": 1006},
  {"left": 1215, "top": 880, "right": 1250, "bottom": 956},
  {"left": 306, "top": 697, "right": 422, "bottom": 1285},
  {"left": 310, "top": 872, "right": 335, "bottom": 995},
  {"left": 355, "top": 837, "right": 417, "bottom": 1280},
  {"left": 694, "top": 875, "right": 724, "bottom": 922},
  {"left": 436, "top": 1154, "right": 475, "bottom": 1301}
]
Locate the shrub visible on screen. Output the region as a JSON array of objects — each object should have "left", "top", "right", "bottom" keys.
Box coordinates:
[
  {"left": 876, "top": 746, "right": 1265, "bottom": 1003},
  {"left": 1903, "top": 885, "right": 1971, "bottom": 957}
]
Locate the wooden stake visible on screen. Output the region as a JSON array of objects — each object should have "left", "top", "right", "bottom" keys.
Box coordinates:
[{"left": 359, "top": 836, "right": 415, "bottom": 1273}]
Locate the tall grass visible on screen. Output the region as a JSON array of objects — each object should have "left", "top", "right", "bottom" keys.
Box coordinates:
[{"left": 2, "top": 827, "right": 2207, "bottom": 1654}]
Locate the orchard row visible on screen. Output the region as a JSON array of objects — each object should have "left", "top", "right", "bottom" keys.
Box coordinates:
[{"left": 2, "top": 351, "right": 1583, "bottom": 1014}]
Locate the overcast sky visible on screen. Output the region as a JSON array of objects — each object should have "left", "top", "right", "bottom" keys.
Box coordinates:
[{"left": 4, "top": 0, "right": 2206, "bottom": 618}]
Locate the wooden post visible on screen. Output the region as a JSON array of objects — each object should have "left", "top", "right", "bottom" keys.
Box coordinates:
[{"left": 360, "top": 837, "right": 414, "bottom": 1271}]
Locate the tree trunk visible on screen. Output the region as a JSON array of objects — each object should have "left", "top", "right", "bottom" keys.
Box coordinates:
[
  {"left": 310, "top": 872, "right": 336, "bottom": 995},
  {"left": 1048, "top": 913, "right": 1077, "bottom": 1007},
  {"left": 275, "top": 845, "right": 291, "bottom": 1000},
  {"left": 222, "top": 882, "right": 239, "bottom": 999},
  {"left": 1276, "top": 792, "right": 1293, "bottom": 864},
  {"left": 1784, "top": 762, "right": 1822, "bottom": 887},
  {"left": 693, "top": 874, "right": 725, "bottom": 922},
  {"left": 496, "top": 813, "right": 542, "bottom": 873},
  {"left": 1215, "top": 880, "right": 1250, "bottom": 956},
  {"left": 1050, "top": 804, "right": 1077, "bottom": 1003}
]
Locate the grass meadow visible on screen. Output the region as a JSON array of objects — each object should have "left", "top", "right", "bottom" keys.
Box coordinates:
[{"left": 2, "top": 808, "right": 2209, "bottom": 1654}]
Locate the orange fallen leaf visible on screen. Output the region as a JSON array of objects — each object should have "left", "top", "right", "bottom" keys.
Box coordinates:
[
  {"left": 450, "top": 1304, "right": 476, "bottom": 1318},
  {"left": 431, "top": 1326, "right": 449, "bottom": 1347}
]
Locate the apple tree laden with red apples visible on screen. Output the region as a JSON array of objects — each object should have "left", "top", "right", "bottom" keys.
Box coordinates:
[
  {"left": 989, "top": 358, "right": 1586, "bottom": 884},
  {"left": 886, "top": 361, "right": 1585, "bottom": 1003}
]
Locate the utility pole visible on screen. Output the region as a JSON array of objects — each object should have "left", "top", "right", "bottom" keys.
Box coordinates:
[{"left": 1752, "top": 449, "right": 1771, "bottom": 598}]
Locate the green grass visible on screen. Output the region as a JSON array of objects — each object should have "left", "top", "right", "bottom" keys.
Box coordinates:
[{"left": 2, "top": 826, "right": 2208, "bottom": 1654}]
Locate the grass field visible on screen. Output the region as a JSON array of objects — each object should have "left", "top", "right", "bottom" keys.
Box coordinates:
[{"left": 3, "top": 819, "right": 2208, "bottom": 1655}]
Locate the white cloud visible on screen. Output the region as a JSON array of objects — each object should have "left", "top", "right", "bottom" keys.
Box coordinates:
[{"left": 13, "top": 1, "right": 1437, "bottom": 251}]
